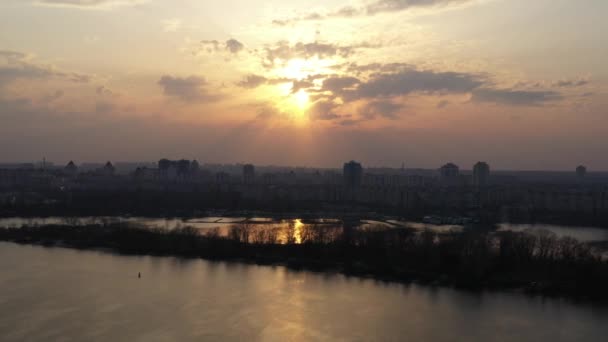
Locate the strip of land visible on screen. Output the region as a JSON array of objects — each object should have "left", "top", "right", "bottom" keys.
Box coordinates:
[{"left": 1, "top": 223, "right": 607, "bottom": 302}]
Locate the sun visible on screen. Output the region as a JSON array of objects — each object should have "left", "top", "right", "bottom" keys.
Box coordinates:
[{"left": 294, "top": 89, "right": 310, "bottom": 109}]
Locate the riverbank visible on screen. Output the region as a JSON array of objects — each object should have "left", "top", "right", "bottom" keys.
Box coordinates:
[{"left": 1, "top": 223, "right": 607, "bottom": 302}]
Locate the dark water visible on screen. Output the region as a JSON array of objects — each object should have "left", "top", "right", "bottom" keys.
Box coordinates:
[{"left": 1, "top": 242, "right": 607, "bottom": 341}]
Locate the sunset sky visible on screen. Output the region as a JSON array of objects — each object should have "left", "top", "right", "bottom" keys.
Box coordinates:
[{"left": 1, "top": 0, "right": 606, "bottom": 169}]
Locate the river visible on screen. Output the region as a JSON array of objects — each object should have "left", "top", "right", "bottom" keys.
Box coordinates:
[
  {"left": 2, "top": 216, "right": 608, "bottom": 242},
  {"left": 0, "top": 242, "right": 607, "bottom": 341}
]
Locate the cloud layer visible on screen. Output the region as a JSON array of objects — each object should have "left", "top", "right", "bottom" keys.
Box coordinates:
[{"left": 158, "top": 75, "right": 221, "bottom": 102}]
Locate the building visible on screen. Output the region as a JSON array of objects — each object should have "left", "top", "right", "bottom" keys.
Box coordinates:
[
  {"left": 64, "top": 161, "right": 78, "bottom": 176},
  {"left": 343, "top": 161, "right": 363, "bottom": 188},
  {"left": 243, "top": 164, "right": 255, "bottom": 184},
  {"left": 439, "top": 163, "right": 459, "bottom": 183},
  {"left": 576, "top": 165, "right": 587, "bottom": 180},
  {"left": 101, "top": 161, "right": 115, "bottom": 176},
  {"left": 473, "top": 162, "right": 490, "bottom": 187}
]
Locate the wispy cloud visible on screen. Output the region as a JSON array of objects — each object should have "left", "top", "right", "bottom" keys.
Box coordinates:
[
  {"left": 35, "top": 0, "right": 148, "bottom": 10},
  {"left": 273, "top": 0, "right": 476, "bottom": 25},
  {"left": 0, "top": 49, "right": 90, "bottom": 86},
  {"left": 161, "top": 18, "right": 182, "bottom": 33}
]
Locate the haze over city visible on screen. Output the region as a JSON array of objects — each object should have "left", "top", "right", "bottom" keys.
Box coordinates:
[{"left": 1, "top": 0, "right": 607, "bottom": 169}]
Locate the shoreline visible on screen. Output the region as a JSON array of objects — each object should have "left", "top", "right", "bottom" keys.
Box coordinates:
[{"left": 2, "top": 223, "right": 607, "bottom": 303}]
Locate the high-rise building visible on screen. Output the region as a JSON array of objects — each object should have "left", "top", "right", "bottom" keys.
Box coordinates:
[
  {"left": 102, "top": 161, "right": 115, "bottom": 176},
  {"left": 243, "top": 164, "right": 255, "bottom": 184},
  {"left": 343, "top": 161, "right": 363, "bottom": 188},
  {"left": 64, "top": 160, "right": 78, "bottom": 176},
  {"left": 473, "top": 162, "right": 490, "bottom": 187},
  {"left": 576, "top": 165, "right": 587, "bottom": 180},
  {"left": 439, "top": 163, "right": 459, "bottom": 183}
]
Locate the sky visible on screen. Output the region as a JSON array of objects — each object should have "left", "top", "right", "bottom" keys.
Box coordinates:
[{"left": 0, "top": 0, "right": 606, "bottom": 170}]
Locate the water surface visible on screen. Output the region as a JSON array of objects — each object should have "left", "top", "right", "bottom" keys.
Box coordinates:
[{"left": 1, "top": 242, "right": 607, "bottom": 341}]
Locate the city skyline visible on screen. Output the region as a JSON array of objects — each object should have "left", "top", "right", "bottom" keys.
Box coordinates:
[
  {"left": 0, "top": 157, "right": 600, "bottom": 174},
  {"left": 1, "top": 0, "right": 607, "bottom": 169}
]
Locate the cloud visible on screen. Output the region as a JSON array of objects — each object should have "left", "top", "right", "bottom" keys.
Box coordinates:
[
  {"left": 366, "top": 0, "right": 472, "bottom": 15},
  {"left": 0, "top": 49, "right": 90, "bottom": 86},
  {"left": 272, "top": 0, "right": 475, "bottom": 25},
  {"left": 41, "top": 90, "right": 64, "bottom": 104},
  {"left": 263, "top": 41, "right": 365, "bottom": 66},
  {"left": 341, "top": 68, "right": 483, "bottom": 101},
  {"left": 226, "top": 39, "right": 244, "bottom": 54},
  {"left": 309, "top": 100, "right": 341, "bottom": 120},
  {"left": 359, "top": 100, "right": 404, "bottom": 120},
  {"left": 471, "top": 88, "right": 562, "bottom": 106},
  {"left": 237, "top": 74, "right": 268, "bottom": 89},
  {"left": 436, "top": 99, "right": 450, "bottom": 108},
  {"left": 198, "top": 39, "right": 244, "bottom": 56},
  {"left": 158, "top": 75, "right": 221, "bottom": 102},
  {"left": 322, "top": 76, "right": 360, "bottom": 93},
  {"left": 299, "top": 63, "right": 566, "bottom": 123},
  {"left": 553, "top": 79, "right": 589, "bottom": 87},
  {"left": 35, "top": 0, "right": 148, "bottom": 9},
  {"left": 161, "top": 18, "right": 182, "bottom": 33}
]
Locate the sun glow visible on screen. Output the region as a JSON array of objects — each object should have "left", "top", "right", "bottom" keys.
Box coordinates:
[
  {"left": 268, "top": 57, "right": 335, "bottom": 123},
  {"left": 294, "top": 89, "right": 310, "bottom": 109},
  {"left": 274, "top": 57, "right": 334, "bottom": 80}
]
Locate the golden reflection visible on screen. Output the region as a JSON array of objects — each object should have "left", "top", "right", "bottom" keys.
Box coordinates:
[{"left": 294, "top": 219, "right": 303, "bottom": 244}]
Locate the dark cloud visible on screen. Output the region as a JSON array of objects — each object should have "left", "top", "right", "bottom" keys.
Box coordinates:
[
  {"left": 291, "top": 79, "right": 315, "bottom": 93},
  {"left": 359, "top": 100, "right": 404, "bottom": 120},
  {"left": 322, "top": 76, "right": 360, "bottom": 93},
  {"left": 199, "top": 39, "right": 244, "bottom": 55},
  {"left": 237, "top": 74, "right": 268, "bottom": 89},
  {"left": 226, "top": 39, "right": 244, "bottom": 54},
  {"left": 342, "top": 68, "right": 483, "bottom": 101},
  {"left": 302, "top": 63, "right": 566, "bottom": 123},
  {"left": 309, "top": 100, "right": 341, "bottom": 120},
  {"left": 158, "top": 75, "right": 221, "bottom": 102},
  {"left": 471, "top": 88, "right": 562, "bottom": 106}
]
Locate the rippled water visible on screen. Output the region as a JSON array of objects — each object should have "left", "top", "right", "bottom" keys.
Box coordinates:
[{"left": 0, "top": 242, "right": 607, "bottom": 341}]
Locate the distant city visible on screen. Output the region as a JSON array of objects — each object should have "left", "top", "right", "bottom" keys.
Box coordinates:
[{"left": 1, "top": 158, "right": 607, "bottom": 225}]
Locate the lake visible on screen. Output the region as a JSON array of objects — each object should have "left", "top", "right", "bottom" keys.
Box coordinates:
[{"left": 0, "top": 242, "right": 607, "bottom": 341}]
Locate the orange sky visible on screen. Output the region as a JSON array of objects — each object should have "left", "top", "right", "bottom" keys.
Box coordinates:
[{"left": 0, "top": 0, "right": 607, "bottom": 169}]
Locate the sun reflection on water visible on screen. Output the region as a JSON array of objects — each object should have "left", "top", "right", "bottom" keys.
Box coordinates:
[{"left": 294, "top": 219, "right": 303, "bottom": 244}]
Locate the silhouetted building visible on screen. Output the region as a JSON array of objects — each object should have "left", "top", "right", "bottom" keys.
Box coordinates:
[
  {"left": 64, "top": 161, "right": 78, "bottom": 176},
  {"left": 158, "top": 159, "right": 197, "bottom": 181},
  {"left": 191, "top": 160, "right": 200, "bottom": 173},
  {"left": 439, "top": 163, "right": 459, "bottom": 183},
  {"left": 473, "top": 161, "right": 490, "bottom": 187},
  {"left": 576, "top": 165, "right": 587, "bottom": 180},
  {"left": 102, "top": 161, "right": 115, "bottom": 176},
  {"left": 216, "top": 172, "right": 230, "bottom": 183},
  {"left": 343, "top": 161, "right": 363, "bottom": 188},
  {"left": 243, "top": 164, "right": 255, "bottom": 184}
]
